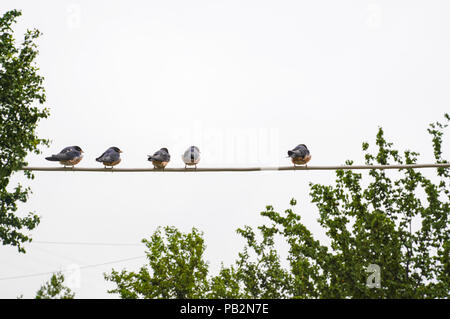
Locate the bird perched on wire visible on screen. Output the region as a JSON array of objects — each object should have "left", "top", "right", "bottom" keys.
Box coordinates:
[
  {"left": 287, "top": 144, "right": 311, "bottom": 167},
  {"left": 182, "top": 146, "right": 200, "bottom": 169},
  {"left": 96, "top": 147, "right": 123, "bottom": 168},
  {"left": 148, "top": 148, "right": 170, "bottom": 169},
  {"left": 45, "top": 146, "right": 84, "bottom": 168}
]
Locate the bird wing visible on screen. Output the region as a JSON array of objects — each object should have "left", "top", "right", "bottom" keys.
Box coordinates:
[
  {"left": 182, "top": 149, "right": 193, "bottom": 163},
  {"left": 150, "top": 150, "right": 170, "bottom": 162},
  {"left": 182, "top": 150, "right": 189, "bottom": 163},
  {"left": 289, "top": 145, "right": 309, "bottom": 158},
  {"left": 60, "top": 146, "right": 75, "bottom": 153},
  {"left": 96, "top": 150, "right": 109, "bottom": 162},
  {"left": 47, "top": 149, "right": 81, "bottom": 161},
  {"left": 96, "top": 149, "right": 119, "bottom": 162}
]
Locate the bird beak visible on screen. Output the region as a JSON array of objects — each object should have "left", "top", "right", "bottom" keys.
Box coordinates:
[{"left": 120, "top": 150, "right": 123, "bottom": 153}]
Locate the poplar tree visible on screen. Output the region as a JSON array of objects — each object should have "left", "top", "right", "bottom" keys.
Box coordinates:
[{"left": 0, "top": 9, "right": 49, "bottom": 253}]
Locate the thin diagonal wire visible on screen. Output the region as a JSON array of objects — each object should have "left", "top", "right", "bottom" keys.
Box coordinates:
[{"left": 0, "top": 256, "right": 146, "bottom": 281}]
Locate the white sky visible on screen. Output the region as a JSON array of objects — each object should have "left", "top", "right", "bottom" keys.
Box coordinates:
[{"left": 0, "top": 0, "right": 449, "bottom": 298}]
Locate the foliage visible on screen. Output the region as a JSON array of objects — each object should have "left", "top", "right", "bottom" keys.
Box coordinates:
[
  {"left": 35, "top": 272, "right": 75, "bottom": 299},
  {"left": 222, "top": 114, "right": 449, "bottom": 298},
  {"left": 105, "top": 226, "right": 210, "bottom": 298},
  {"left": 106, "top": 115, "right": 449, "bottom": 299},
  {"left": 0, "top": 9, "right": 49, "bottom": 253},
  {"left": 208, "top": 225, "right": 292, "bottom": 298}
]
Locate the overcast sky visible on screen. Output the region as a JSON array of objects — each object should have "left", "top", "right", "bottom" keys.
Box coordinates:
[{"left": 0, "top": 0, "right": 449, "bottom": 298}]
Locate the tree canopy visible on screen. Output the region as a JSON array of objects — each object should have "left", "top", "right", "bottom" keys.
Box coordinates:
[
  {"left": 0, "top": 9, "right": 49, "bottom": 253},
  {"left": 105, "top": 226, "right": 209, "bottom": 298},
  {"left": 35, "top": 272, "right": 75, "bottom": 299}
]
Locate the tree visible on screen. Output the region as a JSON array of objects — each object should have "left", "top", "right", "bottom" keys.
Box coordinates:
[
  {"left": 0, "top": 9, "right": 49, "bottom": 253},
  {"left": 216, "top": 113, "right": 449, "bottom": 298},
  {"left": 208, "top": 225, "right": 292, "bottom": 298},
  {"left": 105, "top": 115, "right": 449, "bottom": 299},
  {"left": 35, "top": 272, "right": 75, "bottom": 299},
  {"left": 105, "top": 226, "right": 210, "bottom": 298}
]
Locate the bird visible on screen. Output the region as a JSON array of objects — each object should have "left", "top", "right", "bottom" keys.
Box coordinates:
[
  {"left": 96, "top": 147, "right": 123, "bottom": 168},
  {"left": 148, "top": 148, "right": 170, "bottom": 169},
  {"left": 182, "top": 146, "right": 200, "bottom": 169},
  {"left": 45, "top": 146, "right": 84, "bottom": 168},
  {"left": 287, "top": 144, "right": 311, "bottom": 168}
]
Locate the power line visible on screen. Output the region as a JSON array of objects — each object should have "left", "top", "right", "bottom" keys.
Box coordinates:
[
  {"left": 0, "top": 256, "right": 146, "bottom": 281},
  {"left": 32, "top": 245, "right": 84, "bottom": 264},
  {"left": 18, "top": 163, "right": 450, "bottom": 173},
  {"left": 31, "top": 241, "right": 142, "bottom": 247},
  {"left": 78, "top": 255, "right": 145, "bottom": 270}
]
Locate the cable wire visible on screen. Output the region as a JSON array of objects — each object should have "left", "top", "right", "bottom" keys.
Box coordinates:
[
  {"left": 18, "top": 163, "right": 450, "bottom": 172},
  {"left": 0, "top": 256, "right": 146, "bottom": 281},
  {"left": 31, "top": 241, "right": 142, "bottom": 247}
]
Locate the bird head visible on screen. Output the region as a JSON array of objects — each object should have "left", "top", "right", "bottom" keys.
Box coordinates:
[
  {"left": 111, "top": 147, "right": 123, "bottom": 153},
  {"left": 74, "top": 146, "right": 84, "bottom": 153}
]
